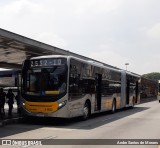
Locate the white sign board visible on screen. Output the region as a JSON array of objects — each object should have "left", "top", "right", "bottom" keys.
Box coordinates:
[{"left": 0, "top": 77, "right": 15, "bottom": 86}]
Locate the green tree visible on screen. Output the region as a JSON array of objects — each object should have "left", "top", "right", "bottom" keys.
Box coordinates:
[{"left": 142, "top": 72, "right": 160, "bottom": 81}]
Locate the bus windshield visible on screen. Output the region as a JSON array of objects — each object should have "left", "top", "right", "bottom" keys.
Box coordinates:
[{"left": 25, "top": 65, "right": 67, "bottom": 96}]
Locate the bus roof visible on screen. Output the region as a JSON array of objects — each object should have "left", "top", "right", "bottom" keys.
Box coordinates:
[
  {"left": 30, "top": 55, "right": 121, "bottom": 73},
  {"left": 30, "top": 55, "right": 68, "bottom": 60},
  {"left": 126, "top": 71, "right": 141, "bottom": 78}
]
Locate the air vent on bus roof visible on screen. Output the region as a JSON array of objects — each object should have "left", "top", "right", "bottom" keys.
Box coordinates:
[{"left": 87, "top": 60, "right": 104, "bottom": 66}]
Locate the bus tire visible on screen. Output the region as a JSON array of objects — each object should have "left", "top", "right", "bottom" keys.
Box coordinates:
[
  {"left": 111, "top": 99, "right": 116, "bottom": 113},
  {"left": 159, "top": 100, "right": 160, "bottom": 103},
  {"left": 82, "top": 101, "right": 90, "bottom": 120}
]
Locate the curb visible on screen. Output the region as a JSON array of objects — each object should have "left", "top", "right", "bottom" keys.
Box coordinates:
[{"left": 0, "top": 117, "right": 22, "bottom": 127}]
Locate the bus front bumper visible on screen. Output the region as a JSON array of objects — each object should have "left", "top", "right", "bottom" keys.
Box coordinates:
[{"left": 20, "top": 101, "right": 70, "bottom": 118}]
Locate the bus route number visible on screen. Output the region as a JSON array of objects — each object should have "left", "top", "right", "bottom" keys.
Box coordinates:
[{"left": 31, "top": 59, "right": 62, "bottom": 67}]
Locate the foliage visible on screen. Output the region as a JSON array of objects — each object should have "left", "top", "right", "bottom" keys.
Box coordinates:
[{"left": 142, "top": 72, "right": 160, "bottom": 81}]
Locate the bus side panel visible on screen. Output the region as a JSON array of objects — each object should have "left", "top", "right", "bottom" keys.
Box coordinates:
[
  {"left": 68, "top": 94, "right": 92, "bottom": 118},
  {"left": 121, "top": 71, "right": 126, "bottom": 108}
]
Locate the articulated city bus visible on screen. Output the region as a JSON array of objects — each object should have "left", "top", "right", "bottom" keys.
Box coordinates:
[
  {"left": 157, "top": 80, "right": 160, "bottom": 103},
  {"left": 20, "top": 55, "right": 140, "bottom": 120}
]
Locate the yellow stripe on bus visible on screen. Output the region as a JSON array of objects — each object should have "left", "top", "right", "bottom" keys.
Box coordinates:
[
  {"left": 25, "top": 101, "right": 58, "bottom": 113},
  {"left": 116, "top": 98, "right": 121, "bottom": 109},
  {"left": 108, "top": 99, "right": 113, "bottom": 109},
  {"left": 45, "top": 90, "right": 60, "bottom": 95}
]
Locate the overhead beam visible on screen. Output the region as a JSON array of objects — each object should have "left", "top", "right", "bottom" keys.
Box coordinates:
[{"left": 0, "top": 62, "right": 21, "bottom": 69}]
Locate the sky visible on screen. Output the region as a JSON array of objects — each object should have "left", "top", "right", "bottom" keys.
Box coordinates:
[{"left": 0, "top": 0, "right": 160, "bottom": 75}]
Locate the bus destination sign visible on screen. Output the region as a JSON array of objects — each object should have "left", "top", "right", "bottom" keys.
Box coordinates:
[{"left": 30, "top": 58, "right": 66, "bottom": 67}]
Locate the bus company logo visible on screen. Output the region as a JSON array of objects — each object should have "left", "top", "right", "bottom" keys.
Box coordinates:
[{"left": 2, "top": 140, "right": 12, "bottom": 145}]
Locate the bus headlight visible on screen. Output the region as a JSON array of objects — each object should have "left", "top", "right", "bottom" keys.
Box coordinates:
[
  {"left": 20, "top": 98, "right": 25, "bottom": 106},
  {"left": 58, "top": 100, "right": 67, "bottom": 109}
]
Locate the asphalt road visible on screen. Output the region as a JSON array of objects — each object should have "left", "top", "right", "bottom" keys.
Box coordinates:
[{"left": 0, "top": 99, "right": 160, "bottom": 148}]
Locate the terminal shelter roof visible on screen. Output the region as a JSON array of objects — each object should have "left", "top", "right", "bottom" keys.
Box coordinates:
[{"left": 0, "top": 28, "right": 119, "bottom": 70}]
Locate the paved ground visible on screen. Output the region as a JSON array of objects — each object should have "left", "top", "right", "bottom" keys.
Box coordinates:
[
  {"left": 0, "top": 103, "right": 20, "bottom": 127},
  {"left": 0, "top": 97, "right": 159, "bottom": 148},
  {"left": 0, "top": 97, "right": 157, "bottom": 127}
]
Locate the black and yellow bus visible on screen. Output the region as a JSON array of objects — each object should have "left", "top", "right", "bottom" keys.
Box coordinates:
[{"left": 20, "top": 55, "right": 140, "bottom": 120}]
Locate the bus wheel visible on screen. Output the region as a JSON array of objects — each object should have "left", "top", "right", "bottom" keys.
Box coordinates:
[
  {"left": 111, "top": 99, "right": 116, "bottom": 113},
  {"left": 82, "top": 102, "right": 90, "bottom": 120},
  {"left": 159, "top": 100, "right": 160, "bottom": 103}
]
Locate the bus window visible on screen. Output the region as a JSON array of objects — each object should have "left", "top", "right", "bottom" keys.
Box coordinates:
[{"left": 25, "top": 65, "right": 67, "bottom": 96}]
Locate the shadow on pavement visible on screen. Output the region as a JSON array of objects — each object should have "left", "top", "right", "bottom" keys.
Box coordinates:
[
  {"left": 0, "top": 101, "right": 151, "bottom": 138},
  {"left": 19, "top": 106, "right": 150, "bottom": 129},
  {"left": 140, "top": 97, "right": 157, "bottom": 104}
]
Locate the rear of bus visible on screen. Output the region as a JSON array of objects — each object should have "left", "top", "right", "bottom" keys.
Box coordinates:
[{"left": 20, "top": 56, "right": 69, "bottom": 118}]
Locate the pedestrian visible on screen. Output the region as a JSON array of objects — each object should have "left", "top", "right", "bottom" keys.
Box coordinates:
[
  {"left": 15, "top": 90, "right": 21, "bottom": 114},
  {"left": 6, "top": 89, "right": 15, "bottom": 118},
  {"left": 0, "top": 88, "right": 6, "bottom": 119}
]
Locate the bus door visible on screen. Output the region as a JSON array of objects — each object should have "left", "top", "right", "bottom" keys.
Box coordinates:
[
  {"left": 96, "top": 74, "right": 102, "bottom": 111},
  {"left": 135, "top": 81, "right": 138, "bottom": 103},
  {"left": 126, "top": 79, "right": 130, "bottom": 105}
]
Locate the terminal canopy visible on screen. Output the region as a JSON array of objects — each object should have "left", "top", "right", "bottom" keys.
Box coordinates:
[
  {"left": 0, "top": 28, "right": 69, "bottom": 69},
  {"left": 0, "top": 28, "right": 118, "bottom": 70}
]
